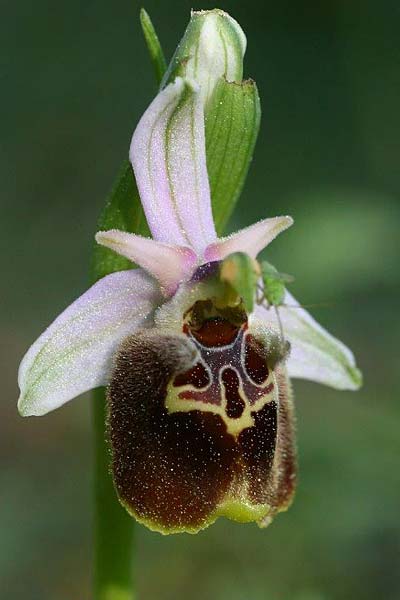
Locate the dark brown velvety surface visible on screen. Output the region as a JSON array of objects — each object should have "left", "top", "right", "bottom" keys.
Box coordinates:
[{"left": 108, "top": 331, "right": 237, "bottom": 532}]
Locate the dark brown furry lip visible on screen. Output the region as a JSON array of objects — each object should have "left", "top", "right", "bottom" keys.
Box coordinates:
[{"left": 107, "top": 322, "right": 296, "bottom": 534}]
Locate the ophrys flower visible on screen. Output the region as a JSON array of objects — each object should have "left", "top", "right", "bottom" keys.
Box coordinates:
[{"left": 18, "top": 77, "right": 361, "bottom": 534}]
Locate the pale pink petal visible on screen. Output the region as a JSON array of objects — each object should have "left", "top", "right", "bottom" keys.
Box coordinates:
[
  {"left": 254, "top": 290, "right": 362, "bottom": 390},
  {"left": 18, "top": 270, "right": 162, "bottom": 416},
  {"left": 95, "top": 230, "right": 197, "bottom": 296},
  {"left": 204, "top": 216, "right": 293, "bottom": 261},
  {"left": 130, "top": 77, "right": 216, "bottom": 253}
]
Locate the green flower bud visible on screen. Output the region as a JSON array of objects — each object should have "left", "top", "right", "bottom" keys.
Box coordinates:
[{"left": 162, "top": 9, "right": 246, "bottom": 110}]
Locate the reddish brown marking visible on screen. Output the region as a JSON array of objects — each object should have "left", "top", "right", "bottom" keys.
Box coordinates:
[
  {"left": 191, "top": 318, "right": 239, "bottom": 347},
  {"left": 221, "top": 368, "right": 245, "bottom": 419},
  {"left": 244, "top": 335, "right": 269, "bottom": 385},
  {"left": 173, "top": 363, "right": 210, "bottom": 389},
  {"left": 262, "top": 382, "right": 274, "bottom": 395}
]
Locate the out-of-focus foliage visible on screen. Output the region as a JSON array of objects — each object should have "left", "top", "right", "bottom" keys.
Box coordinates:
[{"left": 2, "top": 1, "right": 399, "bottom": 599}]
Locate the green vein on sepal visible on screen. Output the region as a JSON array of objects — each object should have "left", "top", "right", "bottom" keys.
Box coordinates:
[{"left": 164, "top": 81, "right": 199, "bottom": 244}]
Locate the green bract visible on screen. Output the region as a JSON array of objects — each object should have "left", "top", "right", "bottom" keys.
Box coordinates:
[
  {"left": 91, "top": 161, "right": 150, "bottom": 283},
  {"left": 206, "top": 78, "right": 260, "bottom": 233},
  {"left": 139, "top": 9, "right": 167, "bottom": 86}
]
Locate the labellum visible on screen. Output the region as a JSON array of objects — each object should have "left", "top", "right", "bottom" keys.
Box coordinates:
[{"left": 108, "top": 273, "right": 297, "bottom": 534}]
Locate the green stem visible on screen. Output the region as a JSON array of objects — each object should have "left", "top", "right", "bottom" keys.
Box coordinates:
[{"left": 93, "top": 387, "right": 134, "bottom": 600}]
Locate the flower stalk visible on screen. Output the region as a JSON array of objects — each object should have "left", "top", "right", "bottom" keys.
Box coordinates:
[{"left": 93, "top": 388, "right": 134, "bottom": 600}]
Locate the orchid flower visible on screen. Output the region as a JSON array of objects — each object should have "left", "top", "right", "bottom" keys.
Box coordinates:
[{"left": 18, "top": 76, "right": 361, "bottom": 535}]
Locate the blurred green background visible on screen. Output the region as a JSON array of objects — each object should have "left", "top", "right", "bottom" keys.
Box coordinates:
[{"left": 2, "top": 1, "right": 399, "bottom": 598}]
